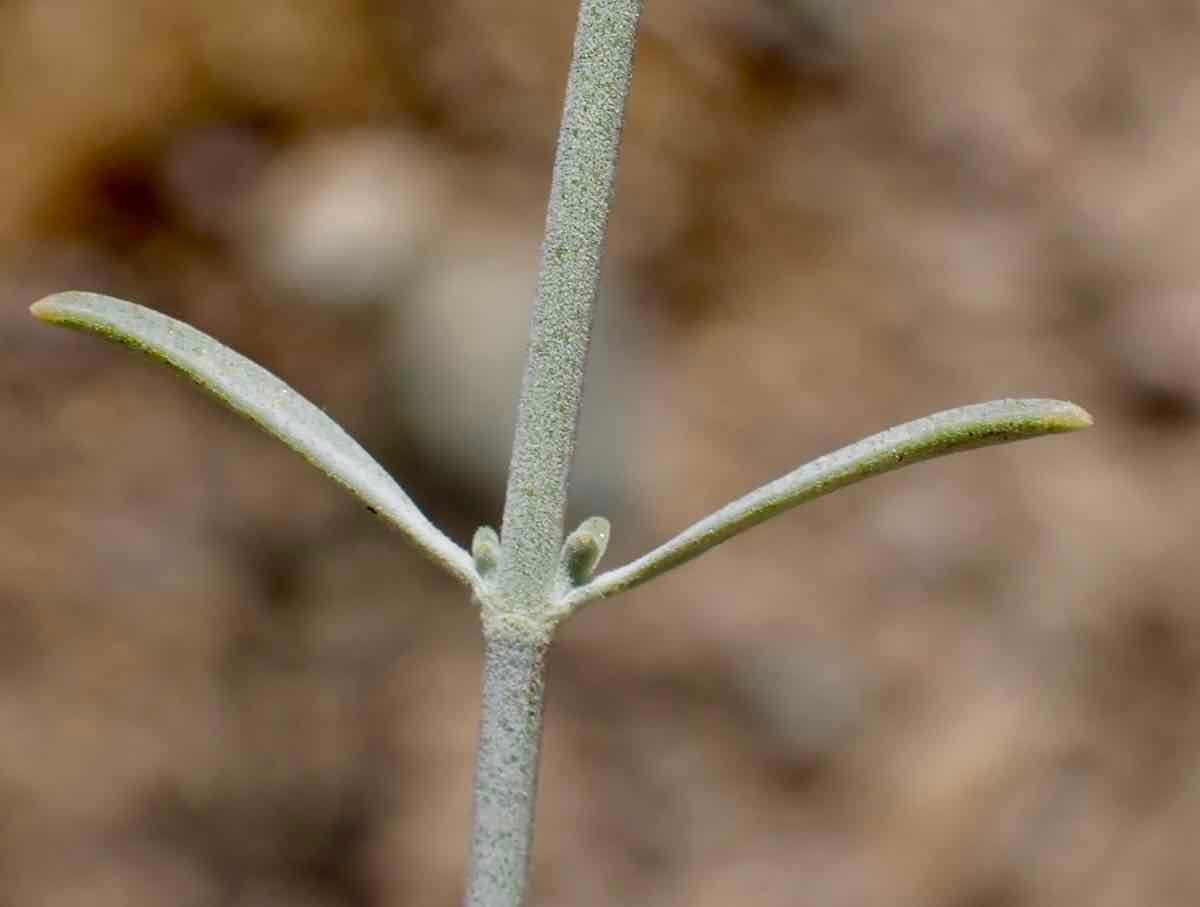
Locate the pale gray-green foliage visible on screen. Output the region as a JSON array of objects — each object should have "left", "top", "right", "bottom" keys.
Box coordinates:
[
  {"left": 30, "top": 291, "right": 474, "bottom": 586},
  {"left": 30, "top": 292, "right": 1090, "bottom": 628},
  {"left": 555, "top": 398, "right": 1090, "bottom": 616},
  {"left": 30, "top": 0, "right": 1091, "bottom": 905}
]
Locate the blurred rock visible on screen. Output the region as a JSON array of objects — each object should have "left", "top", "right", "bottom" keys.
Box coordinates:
[
  {"left": 240, "top": 131, "right": 448, "bottom": 306},
  {"left": 384, "top": 186, "right": 655, "bottom": 514},
  {"left": 1107, "top": 290, "right": 1200, "bottom": 420},
  {"left": 729, "top": 637, "right": 866, "bottom": 774}
]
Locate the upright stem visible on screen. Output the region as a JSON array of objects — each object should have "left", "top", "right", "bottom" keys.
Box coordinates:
[
  {"left": 465, "top": 1, "right": 642, "bottom": 905},
  {"left": 463, "top": 634, "right": 549, "bottom": 907},
  {"left": 498, "top": 0, "right": 644, "bottom": 614}
]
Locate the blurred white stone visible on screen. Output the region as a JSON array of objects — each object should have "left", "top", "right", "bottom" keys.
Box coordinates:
[
  {"left": 240, "top": 130, "right": 447, "bottom": 306},
  {"left": 389, "top": 209, "right": 651, "bottom": 515},
  {"left": 238, "top": 128, "right": 649, "bottom": 509}
]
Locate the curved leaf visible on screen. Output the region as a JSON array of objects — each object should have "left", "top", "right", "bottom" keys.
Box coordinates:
[
  {"left": 557, "top": 398, "right": 1091, "bottom": 614},
  {"left": 32, "top": 291, "right": 476, "bottom": 587}
]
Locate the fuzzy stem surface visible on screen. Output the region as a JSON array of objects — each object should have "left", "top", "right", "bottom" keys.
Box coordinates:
[
  {"left": 464, "top": 633, "right": 549, "bottom": 907},
  {"left": 466, "top": 1, "right": 642, "bottom": 904},
  {"left": 497, "top": 0, "right": 643, "bottom": 613}
]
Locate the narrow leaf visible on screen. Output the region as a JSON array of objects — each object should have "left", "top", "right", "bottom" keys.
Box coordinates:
[
  {"left": 32, "top": 291, "right": 476, "bottom": 587},
  {"left": 558, "top": 398, "right": 1091, "bottom": 614}
]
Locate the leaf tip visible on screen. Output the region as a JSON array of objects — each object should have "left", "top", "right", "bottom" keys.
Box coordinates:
[
  {"left": 29, "top": 295, "right": 59, "bottom": 321},
  {"left": 30, "top": 291, "right": 99, "bottom": 324},
  {"left": 1035, "top": 399, "right": 1093, "bottom": 433}
]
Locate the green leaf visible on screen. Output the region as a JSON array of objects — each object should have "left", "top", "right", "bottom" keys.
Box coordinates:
[
  {"left": 557, "top": 398, "right": 1092, "bottom": 614},
  {"left": 32, "top": 291, "right": 475, "bottom": 587}
]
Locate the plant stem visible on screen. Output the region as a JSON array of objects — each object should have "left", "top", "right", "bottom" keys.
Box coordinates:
[
  {"left": 463, "top": 633, "right": 549, "bottom": 907},
  {"left": 497, "top": 0, "right": 643, "bottom": 617},
  {"left": 465, "top": 1, "right": 642, "bottom": 904}
]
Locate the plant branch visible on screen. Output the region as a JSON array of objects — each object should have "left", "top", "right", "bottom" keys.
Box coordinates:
[
  {"left": 557, "top": 398, "right": 1092, "bottom": 614},
  {"left": 464, "top": 2, "right": 642, "bottom": 906},
  {"left": 496, "top": 0, "right": 643, "bottom": 619},
  {"left": 31, "top": 291, "right": 477, "bottom": 587},
  {"left": 463, "top": 634, "right": 549, "bottom": 907}
]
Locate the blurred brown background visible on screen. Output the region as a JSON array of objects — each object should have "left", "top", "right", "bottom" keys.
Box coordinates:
[{"left": 1, "top": 0, "right": 1197, "bottom": 904}]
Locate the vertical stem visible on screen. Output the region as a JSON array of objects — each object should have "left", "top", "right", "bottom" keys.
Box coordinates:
[
  {"left": 465, "top": 2, "right": 642, "bottom": 905},
  {"left": 499, "top": 0, "right": 644, "bottom": 611},
  {"left": 464, "top": 634, "right": 549, "bottom": 907}
]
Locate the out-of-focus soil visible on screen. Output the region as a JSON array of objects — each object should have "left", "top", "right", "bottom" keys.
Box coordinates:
[{"left": 3, "top": 1, "right": 1200, "bottom": 904}]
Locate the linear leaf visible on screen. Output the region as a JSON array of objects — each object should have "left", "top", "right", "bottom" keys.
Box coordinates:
[
  {"left": 557, "top": 398, "right": 1091, "bottom": 614},
  {"left": 32, "top": 291, "right": 476, "bottom": 587}
]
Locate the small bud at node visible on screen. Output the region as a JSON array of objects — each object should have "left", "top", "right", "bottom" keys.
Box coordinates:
[
  {"left": 560, "top": 516, "right": 611, "bottom": 586},
  {"left": 472, "top": 526, "right": 501, "bottom": 579}
]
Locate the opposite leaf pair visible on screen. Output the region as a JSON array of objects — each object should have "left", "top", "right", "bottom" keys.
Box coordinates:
[{"left": 32, "top": 290, "right": 1091, "bottom": 632}]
